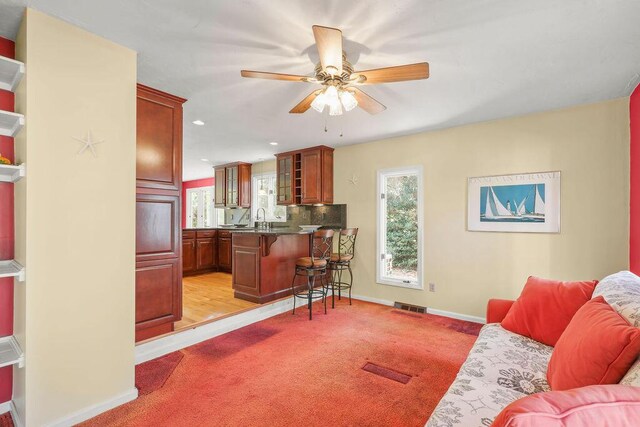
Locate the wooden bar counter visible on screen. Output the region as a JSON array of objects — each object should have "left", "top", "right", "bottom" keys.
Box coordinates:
[{"left": 231, "top": 229, "right": 311, "bottom": 303}]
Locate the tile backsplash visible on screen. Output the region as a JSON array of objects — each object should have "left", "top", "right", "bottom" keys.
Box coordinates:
[{"left": 223, "top": 205, "right": 347, "bottom": 230}]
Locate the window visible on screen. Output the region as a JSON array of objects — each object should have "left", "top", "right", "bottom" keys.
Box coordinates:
[
  {"left": 252, "top": 173, "right": 286, "bottom": 222},
  {"left": 186, "top": 186, "right": 222, "bottom": 228},
  {"left": 377, "top": 166, "right": 423, "bottom": 289}
]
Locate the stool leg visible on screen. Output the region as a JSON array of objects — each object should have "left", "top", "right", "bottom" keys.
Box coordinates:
[
  {"left": 348, "top": 263, "right": 353, "bottom": 305},
  {"left": 322, "top": 270, "right": 327, "bottom": 314},
  {"left": 291, "top": 271, "right": 298, "bottom": 315},
  {"left": 308, "top": 274, "right": 315, "bottom": 320},
  {"left": 337, "top": 267, "right": 343, "bottom": 301}
]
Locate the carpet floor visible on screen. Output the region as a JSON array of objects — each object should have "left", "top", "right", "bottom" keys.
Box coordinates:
[{"left": 83, "top": 300, "right": 480, "bottom": 427}]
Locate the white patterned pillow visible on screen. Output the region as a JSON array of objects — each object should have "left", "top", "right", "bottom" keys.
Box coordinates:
[
  {"left": 592, "top": 271, "right": 640, "bottom": 327},
  {"left": 620, "top": 358, "right": 640, "bottom": 386}
]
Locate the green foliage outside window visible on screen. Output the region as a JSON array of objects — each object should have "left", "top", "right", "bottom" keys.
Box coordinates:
[{"left": 386, "top": 175, "right": 418, "bottom": 270}]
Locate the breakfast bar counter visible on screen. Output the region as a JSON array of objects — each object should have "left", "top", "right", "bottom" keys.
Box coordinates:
[{"left": 231, "top": 229, "right": 312, "bottom": 303}]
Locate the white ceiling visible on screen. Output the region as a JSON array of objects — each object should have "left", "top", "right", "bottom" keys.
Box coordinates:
[{"left": 1, "top": 0, "right": 640, "bottom": 180}]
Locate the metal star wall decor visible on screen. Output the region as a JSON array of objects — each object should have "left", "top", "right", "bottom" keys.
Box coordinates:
[
  {"left": 73, "top": 130, "right": 104, "bottom": 157},
  {"left": 348, "top": 174, "right": 359, "bottom": 185}
]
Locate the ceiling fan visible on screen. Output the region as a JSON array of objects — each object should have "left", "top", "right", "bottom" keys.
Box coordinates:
[{"left": 241, "top": 25, "right": 429, "bottom": 116}]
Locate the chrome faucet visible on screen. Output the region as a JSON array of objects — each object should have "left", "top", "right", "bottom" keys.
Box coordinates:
[{"left": 256, "top": 208, "right": 268, "bottom": 229}]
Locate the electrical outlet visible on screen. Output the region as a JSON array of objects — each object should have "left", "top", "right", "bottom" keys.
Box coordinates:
[{"left": 429, "top": 282, "right": 436, "bottom": 292}]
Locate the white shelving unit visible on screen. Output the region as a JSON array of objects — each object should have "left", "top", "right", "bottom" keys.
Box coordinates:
[
  {"left": 0, "top": 56, "right": 24, "bottom": 92},
  {"left": 0, "top": 336, "right": 23, "bottom": 369},
  {"left": 0, "top": 163, "right": 24, "bottom": 183},
  {"left": 0, "top": 260, "right": 24, "bottom": 282},
  {"left": 0, "top": 110, "right": 24, "bottom": 138}
]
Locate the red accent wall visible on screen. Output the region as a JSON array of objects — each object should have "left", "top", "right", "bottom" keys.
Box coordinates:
[
  {"left": 182, "top": 177, "right": 215, "bottom": 228},
  {"left": 631, "top": 83, "right": 640, "bottom": 273},
  {"left": 0, "top": 36, "right": 16, "bottom": 404}
]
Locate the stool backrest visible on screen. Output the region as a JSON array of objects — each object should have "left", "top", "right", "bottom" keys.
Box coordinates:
[
  {"left": 337, "top": 228, "right": 358, "bottom": 258},
  {"left": 311, "top": 229, "right": 334, "bottom": 262}
]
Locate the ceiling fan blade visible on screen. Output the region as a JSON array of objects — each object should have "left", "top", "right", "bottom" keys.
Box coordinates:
[
  {"left": 353, "top": 62, "right": 429, "bottom": 84},
  {"left": 312, "top": 25, "right": 343, "bottom": 76},
  {"left": 347, "top": 87, "right": 387, "bottom": 114},
  {"left": 241, "top": 70, "right": 311, "bottom": 82},
  {"left": 290, "top": 89, "right": 323, "bottom": 114},
  {"left": 350, "top": 88, "right": 386, "bottom": 115}
]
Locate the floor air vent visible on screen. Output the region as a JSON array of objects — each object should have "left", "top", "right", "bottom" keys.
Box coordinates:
[
  {"left": 362, "top": 362, "right": 412, "bottom": 384},
  {"left": 394, "top": 302, "right": 427, "bottom": 314}
]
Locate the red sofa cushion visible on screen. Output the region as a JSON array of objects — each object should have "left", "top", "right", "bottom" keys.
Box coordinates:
[
  {"left": 547, "top": 296, "right": 640, "bottom": 391},
  {"left": 491, "top": 384, "right": 640, "bottom": 427},
  {"left": 501, "top": 276, "right": 597, "bottom": 346}
]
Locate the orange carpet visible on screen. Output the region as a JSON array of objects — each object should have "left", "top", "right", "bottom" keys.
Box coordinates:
[
  {"left": 0, "top": 412, "right": 13, "bottom": 427},
  {"left": 83, "top": 300, "right": 480, "bottom": 427}
]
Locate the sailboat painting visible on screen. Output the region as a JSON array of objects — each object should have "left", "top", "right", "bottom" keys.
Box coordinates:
[
  {"left": 468, "top": 171, "right": 560, "bottom": 233},
  {"left": 480, "top": 184, "right": 545, "bottom": 223}
]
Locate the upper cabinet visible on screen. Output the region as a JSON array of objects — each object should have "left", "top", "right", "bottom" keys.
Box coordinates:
[
  {"left": 136, "top": 84, "right": 186, "bottom": 192},
  {"left": 214, "top": 162, "right": 252, "bottom": 208},
  {"left": 276, "top": 145, "right": 334, "bottom": 205}
]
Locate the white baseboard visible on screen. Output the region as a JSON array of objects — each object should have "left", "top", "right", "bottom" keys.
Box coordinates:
[
  {"left": 45, "top": 388, "right": 138, "bottom": 427},
  {"left": 135, "top": 296, "right": 297, "bottom": 364},
  {"left": 350, "top": 293, "right": 395, "bottom": 307},
  {"left": 350, "top": 294, "right": 485, "bottom": 324},
  {"left": 0, "top": 401, "right": 10, "bottom": 415},
  {"left": 426, "top": 308, "right": 485, "bottom": 324}
]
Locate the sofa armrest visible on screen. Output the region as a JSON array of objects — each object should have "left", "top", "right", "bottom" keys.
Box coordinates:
[
  {"left": 486, "top": 299, "right": 515, "bottom": 324},
  {"left": 491, "top": 385, "right": 640, "bottom": 427}
]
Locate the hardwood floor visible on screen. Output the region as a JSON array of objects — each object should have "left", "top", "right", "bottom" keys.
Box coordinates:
[{"left": 174, "top": 272, "right": 258, "bottom": 330}]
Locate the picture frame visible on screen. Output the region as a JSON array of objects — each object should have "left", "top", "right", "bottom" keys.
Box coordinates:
[{"left": 467, "top": 171, "right": 561, "bottom": 233}]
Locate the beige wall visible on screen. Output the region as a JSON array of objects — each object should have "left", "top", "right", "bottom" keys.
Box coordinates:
[
  {"left": 14, "top": 9, "right": 137, "bottom": 426},
  {"left": 334, "top": 98, "right": 630, "bottom": 319}
]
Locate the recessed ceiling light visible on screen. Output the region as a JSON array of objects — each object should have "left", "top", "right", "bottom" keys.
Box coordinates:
[
  {"left": 269, "top": 142, "right": 278, "bottom": 146},
  {"left": 193, "top": 120, "right": 205, "bottom": 126},
  {"left": 200, "top": 158, "right": 210, "bottom": 162}
]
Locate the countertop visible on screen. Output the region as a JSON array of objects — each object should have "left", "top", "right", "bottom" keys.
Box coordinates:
[{"left": 183, "top": 227, "right": 313, "bottom": 235}]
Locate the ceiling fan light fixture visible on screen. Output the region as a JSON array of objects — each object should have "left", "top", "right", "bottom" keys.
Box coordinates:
[
  {"left": 339, "top": 89, "right": 358, "bottom": 112},
  {"left": 329, "top": 100, "right": 343, "bottom": 116},
  {"left": 325, "top": 65, "right": 339, "bottom": 76},
  {"left": 311, "top": 91, "right": 326, "bottom": 113}
]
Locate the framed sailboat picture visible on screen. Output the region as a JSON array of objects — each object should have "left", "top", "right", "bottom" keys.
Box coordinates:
[{"left": 467, "top": 171, "right": 561, "bottom": 233}]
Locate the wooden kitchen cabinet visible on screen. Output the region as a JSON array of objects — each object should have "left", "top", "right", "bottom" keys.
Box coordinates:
[
  {"left": 214, "top": 168, "right": 226, "bottom": 208},
  {"left": 214, "top": 162, "right": 252, "bottom": 208},
  {"left": 136, "top": 84, "right": 186, "bottom": 342},
  {"left": 218, "top": 230, "right": 232, "bottom": 272},
  {"left": 182, "top": 231, "right": 196, "bottom": 274},
  {"left": 276, "top": 145, "right": 333, "bottom": 205},
  {"left": 276, "top": 154, "right": 295, "bottom": 205},
  {"left": 183, "top": 229, "right": 218, "bottom": 276}
]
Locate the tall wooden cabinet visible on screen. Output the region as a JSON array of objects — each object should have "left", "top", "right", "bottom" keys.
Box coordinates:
[
  {"left": 276, "top": 145, "right": 334, "bottom": 205},
  {"left": 135, "top": 84, "right": 186, "bottom": 342},
  {"left": 213, "top": 162, "right": 252, "bottom": 208}
]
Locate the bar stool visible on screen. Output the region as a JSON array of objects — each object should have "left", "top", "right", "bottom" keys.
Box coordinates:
[
  {"left": 326, "top": 228, "right": 358, "bottom": 308},
  {"left": 291, "top": 229, "right": 334, "bottom": 320}
]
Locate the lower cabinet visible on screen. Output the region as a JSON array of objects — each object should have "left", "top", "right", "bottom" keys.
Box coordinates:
[
  {"left": 135, "top": 258, "right": 182, "bottom": 342},
  {"left": 182, "top": 231, "right": 196, "bottom": 274},
  {"left": 183, "top": 229, "right": 218, "bottom": 276},
  {"left": 218, "top": 231, "right": 232, "bottom": 272}
]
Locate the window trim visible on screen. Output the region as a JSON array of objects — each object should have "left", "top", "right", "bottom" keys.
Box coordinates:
[
  {"left": 376, "top": 165, "right": 424, "bottom": 290},
  {"left": 251, "top": 172, "right": 287, "bottom": 223},
  {"left": 185, "top": 185, "right": 216, "bottom": 228}
]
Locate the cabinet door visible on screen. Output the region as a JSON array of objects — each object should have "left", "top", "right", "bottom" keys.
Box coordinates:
[
  {"left": 301, "top": 149, "right": 322, "bottom": 204},
  {"left": 214, "top": 168, "right": 226, "bottom": 207},
  {"left": 196, "top": 238, "right": 216, "bottom": 270},
  {"left": 135, "top": 258, "right": 181, "bottom": 340},
  {"left": 321, "top": 148, "right": 334, "bottom": 204},
  {"left": 276, "top": 154, "right": 294, "bottom": 205},
  {"left": 182, "top": 238, "right": 196, "bottom": 273},
  {"left": 218, "top": 237, "right": 232, "bottom": 271},
  {"left": 226, "top": 166, "right": 239, "bottom": 207},
  {"left": 136, "top": 85, "right": 184, "bottom": 192},
  {"left": 238, "top": 164, "right": 252, "bottom": 208},
  {"left": 136, "top": 194, "right": 180, "bottom": 262}
]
